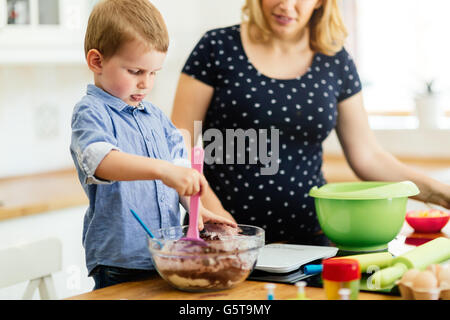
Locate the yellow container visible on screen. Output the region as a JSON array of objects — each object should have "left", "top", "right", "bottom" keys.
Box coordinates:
[
  {"left": 322, "top": 258, "right": 361, "bottom": 300},
  {"left": 323, "top": 278, "right": 360, "bottom": 300}
]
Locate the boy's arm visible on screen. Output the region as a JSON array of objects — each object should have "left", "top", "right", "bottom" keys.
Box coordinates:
[
  {"left": 95, "top": 149, "right": 169, "bottom": 181},
  {"left": 95, "top": 150, "right": 205, "bottom": 197}
]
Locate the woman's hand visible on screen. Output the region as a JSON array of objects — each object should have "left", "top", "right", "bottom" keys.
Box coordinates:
[
  {"left": 336, "top": 92, "right": 450, "bottom": 211},
  {"left": 160, "top": 163, "right": 209, "bottom": 197},
  {"left": 417, "top": 180, "right": 450, "bottom": 210},
  {"left": 197, "top": 204, "right": 237, "bottom": 230}
]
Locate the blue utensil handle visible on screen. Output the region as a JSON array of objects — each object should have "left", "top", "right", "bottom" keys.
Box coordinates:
[
  {"left": 303, "top": 264, "right": 323, "bottom": 275},
  {"left": 130, "top": 209, "right": 155, "bottom": 238}
]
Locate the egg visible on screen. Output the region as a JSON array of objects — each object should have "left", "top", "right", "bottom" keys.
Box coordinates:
[
  {"left": 438, "top": 265, "right": 450, "bottom": 288},
  {"left": 427, "top": 264, "right": 442, "bottom": 278},
  {"left": 400, "top": 269, "right": 420, "bottom": 284},
  {"left": 412, "top": 270, "right": 438, "bottom": 290}
]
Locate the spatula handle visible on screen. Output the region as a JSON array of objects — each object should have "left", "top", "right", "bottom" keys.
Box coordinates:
[
  {"left": 186, "top": 147, "right": 204, "bottom": 239},
  {"left": 191, "top": 147, "right": 204, "bottom": 173}
]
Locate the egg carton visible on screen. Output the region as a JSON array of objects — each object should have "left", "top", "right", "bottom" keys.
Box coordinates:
[
  {"left": 395, "top": 263, "right": 450, "bottom": 300},
  {"left": 397, "top": 281, "right": 450, "bottom": 300}
]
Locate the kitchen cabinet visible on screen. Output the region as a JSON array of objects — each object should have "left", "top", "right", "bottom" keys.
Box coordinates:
[{"left": 0, "top": 0, "right": 97, "bottom": 64}]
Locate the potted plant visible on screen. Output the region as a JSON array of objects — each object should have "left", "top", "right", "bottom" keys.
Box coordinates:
[{"left": 414, "top": 80, "right": 442, "bottom": 129}]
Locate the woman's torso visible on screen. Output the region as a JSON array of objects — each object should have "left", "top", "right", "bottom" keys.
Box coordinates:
[{"left": 182, "top": 24, "right": 361, "bottom": 244}]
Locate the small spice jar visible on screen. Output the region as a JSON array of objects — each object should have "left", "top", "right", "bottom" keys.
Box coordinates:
[{"left": 322, "top": 258, "right": 361, "bottom": 300}]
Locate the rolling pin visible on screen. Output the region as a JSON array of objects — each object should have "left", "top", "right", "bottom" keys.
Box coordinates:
[
  {"left": 371, "top": 237, "right": 450, "bottom": 288},
  {"left": 303, "top": 252, "right": 393, "bottom": 275},
  {"left": 334, "top": 252, "right": 394, "bottom": 273}
]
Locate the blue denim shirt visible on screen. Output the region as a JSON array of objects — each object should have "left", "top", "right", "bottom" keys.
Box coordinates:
[{"left": 70, "top": 84, "right": 188, "bottom": 274}]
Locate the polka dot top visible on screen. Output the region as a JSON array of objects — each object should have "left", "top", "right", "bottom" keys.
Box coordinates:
[{"left": 182, "top": 25, "right": 362, "bottom": 244}]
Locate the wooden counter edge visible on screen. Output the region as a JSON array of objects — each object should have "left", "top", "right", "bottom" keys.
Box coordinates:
[
  {"left": 65, "top": 275, "right": 402, "bottom": 300},
  {"left": 0, "top": 168, "right": 88, "bottom": 222}
]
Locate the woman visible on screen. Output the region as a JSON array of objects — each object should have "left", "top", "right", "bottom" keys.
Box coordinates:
[{"left": 171, "top": 0, "right": 450, "bottom": 245}]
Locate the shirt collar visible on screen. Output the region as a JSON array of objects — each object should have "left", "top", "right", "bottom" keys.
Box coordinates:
[{"left": 86, "top": 84, "right": 149, "bottom": 113}]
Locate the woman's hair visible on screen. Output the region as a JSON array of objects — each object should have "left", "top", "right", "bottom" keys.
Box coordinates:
[
  {"left": 242, "top": 0, "right": 348, "bottom": 56},
  {"left": 84, "top": 0, "right": 169, "bottom": 60}
]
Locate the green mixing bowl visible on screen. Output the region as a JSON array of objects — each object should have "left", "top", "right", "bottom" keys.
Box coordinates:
[{"left": 309, "top": 181, "right": 420, "bottom": 252}]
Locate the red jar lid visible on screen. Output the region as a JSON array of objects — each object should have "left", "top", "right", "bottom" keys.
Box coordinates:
[{"left": 322, "top": 258, "right": 361, "bottom": 282}]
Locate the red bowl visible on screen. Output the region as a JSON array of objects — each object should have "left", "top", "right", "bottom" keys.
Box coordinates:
[{"left": 405, "top": 210, "right": 450, "bottom": 233}]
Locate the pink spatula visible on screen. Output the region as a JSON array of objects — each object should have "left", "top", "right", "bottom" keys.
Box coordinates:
[{"left": 180, "top": 146, "right": 206, "bottom": 245}]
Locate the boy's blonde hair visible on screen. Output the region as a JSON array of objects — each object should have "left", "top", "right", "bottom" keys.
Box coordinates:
[
  {"left": 242, "top": 0, "right": 347, "bottom": 56},
  {"left": 84, "top": 0, "right": 169, "bottom": 60}
]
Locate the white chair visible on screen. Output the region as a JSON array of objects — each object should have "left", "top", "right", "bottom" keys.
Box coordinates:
[{"left": 0, "top": 237, "right": 62, "bottom": 299}]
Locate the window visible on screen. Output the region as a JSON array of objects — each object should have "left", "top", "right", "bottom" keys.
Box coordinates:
[
  {"left": 346, "top": 0, "right": 450, "bottom": 115},
  {"left": 6, "top": 0, "right": 59, "bottom": 26}
]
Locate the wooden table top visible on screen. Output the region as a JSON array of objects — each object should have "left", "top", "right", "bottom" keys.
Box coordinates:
[
  {"left": 67, "top": 224, "right": 449, "bottom": 301},
  {"left": 66, "top": 275, "right": 401, "bottom": 301}
]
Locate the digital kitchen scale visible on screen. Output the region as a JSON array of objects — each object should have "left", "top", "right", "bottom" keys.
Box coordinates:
[
  {"left": 248, "top": 243, "right": 338, "bottom": 284},
  {"left": 254, "top": 243, "right": 338, "bottom": 273}
]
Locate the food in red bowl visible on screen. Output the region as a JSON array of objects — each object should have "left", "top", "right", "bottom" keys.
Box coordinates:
[{"left": 405, "top": 210, "right": 450, "bottom": 233}]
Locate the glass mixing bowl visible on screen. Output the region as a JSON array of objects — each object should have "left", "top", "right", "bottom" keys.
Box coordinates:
[{"left": 148, "top": 224, "right": 265, "bottom": 292}]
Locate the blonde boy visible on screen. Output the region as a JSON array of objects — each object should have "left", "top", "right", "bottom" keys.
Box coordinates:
[{"left": 70, "top": 0, "right": 235, "bottom": 290}]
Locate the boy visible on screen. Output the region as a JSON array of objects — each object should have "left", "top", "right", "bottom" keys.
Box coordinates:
[{"left": 70, "top": 0, "right": 235, "bottom": 290}]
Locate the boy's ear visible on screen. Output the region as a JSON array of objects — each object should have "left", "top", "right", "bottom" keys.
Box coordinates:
[{"left": 86, "top": 49, "right": 104, "bottom": 74}]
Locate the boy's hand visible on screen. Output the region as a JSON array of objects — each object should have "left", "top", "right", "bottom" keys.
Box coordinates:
[{"left": 161, "top": 163, "right": 208, "bottom": 196}]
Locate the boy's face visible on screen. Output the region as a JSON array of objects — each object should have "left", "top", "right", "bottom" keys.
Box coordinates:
[{"left": 95, "top": 40, "right": 166, "bottom": 106}]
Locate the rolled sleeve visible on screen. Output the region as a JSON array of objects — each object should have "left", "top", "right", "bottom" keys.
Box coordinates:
[
  {"left": 82, "top": 142, "right": 121, "bottom": 184},
  {"left": 70, "top": 102, "right": 120, "bottom": 185}
]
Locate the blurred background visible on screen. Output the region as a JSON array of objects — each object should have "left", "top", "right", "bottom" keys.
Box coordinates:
[{"left": 0, "top": 0, "right": 449, "bottom": 299}]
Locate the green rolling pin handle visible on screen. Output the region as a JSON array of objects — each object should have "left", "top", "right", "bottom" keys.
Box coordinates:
[
  {"left": 370, "top": 262, "right": 408, "bottom": 289},
  {"left": 335, "top": 252, "right": 394, "bottom": 273}
]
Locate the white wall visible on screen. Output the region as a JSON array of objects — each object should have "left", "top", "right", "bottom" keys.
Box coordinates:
[
  {"left": 1, "top": 0, "right": 449, "bottom": 180},
  {"left": 0, "top": 0, "right": 245, "bottom": 179}
]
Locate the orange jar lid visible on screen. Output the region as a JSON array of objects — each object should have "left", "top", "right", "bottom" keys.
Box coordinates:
[{"left": 322, "top": 258, "right": 361, "bottom": 282}]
